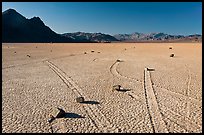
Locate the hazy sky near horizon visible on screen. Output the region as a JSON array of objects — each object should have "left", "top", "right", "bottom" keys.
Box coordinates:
[{"left": 2, "top": 2, "right": 202, "bottom": 35}]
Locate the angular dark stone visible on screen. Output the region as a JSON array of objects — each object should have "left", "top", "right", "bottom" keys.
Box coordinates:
[
  {"left": 48, "top": 115, "right": 55, "bottom": 123},
  {"left": 55, "top": 108, "right": 66, "bottom": 118}
]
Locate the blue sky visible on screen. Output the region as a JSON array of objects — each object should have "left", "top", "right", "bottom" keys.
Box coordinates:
[{"left": 2, "top": 2, "right": 202, "bottom": 35}]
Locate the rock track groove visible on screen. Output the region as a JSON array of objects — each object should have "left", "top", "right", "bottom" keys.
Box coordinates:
[
  {"left": 109, "top": 60, "right": 201, "bottom": 133},
  {"left": 45, "top": 60, "right": 117, "bottom": 133},
  {"left": 110, "top": 61, "right": 168, "bottom": 133},
  {"left": 143, "top": 68, "right": 169, "bottom": 133},
  {"left": 110, "top": 61, "right": 200, "bottom": 104}
]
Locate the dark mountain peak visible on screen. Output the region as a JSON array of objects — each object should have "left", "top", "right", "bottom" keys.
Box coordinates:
[
  {"left": 2, "top": 9, "right": 74, "bottom": 43},
  {"left": 3, "top": 8, "right": 18, "bottom": 14},
  {"left": 29, "top": 16, "right": 45, "bottom": 26},
  {"left": 76, "top": 31, "right": 84, "bottom": 34},
  {"left": 2, "top": 8, "right": 27, "bottom": 29},
  {"left": 30, "top": 16, "right": 41, "bottom": 20},
  {"left": 3, "top": 8, "right": 26, "bottom": 19}
]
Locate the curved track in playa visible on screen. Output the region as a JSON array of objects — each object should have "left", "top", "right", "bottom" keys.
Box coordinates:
[
  {"left": 110, "top": 61, "right": 142, "bottom": 101},
  {"left": 109, "top": 60, "right": 201, "bottom": 133},
  {"left": 110, "top": 61, "right": 168, "bottom": 133},
  {"left": 45, "top": 60, "right": 118, "bottom": 133},
  {"left": 110, "top": 61, "right": 200, "bottom": 103}
]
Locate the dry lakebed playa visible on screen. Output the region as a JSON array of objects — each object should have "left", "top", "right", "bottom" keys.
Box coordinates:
[{"left": 2, "top": 43, "right": 202, "bottom": 133}]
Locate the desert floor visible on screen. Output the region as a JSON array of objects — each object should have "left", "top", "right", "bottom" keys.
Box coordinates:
[{"left": 2, "top": 43, "right": 202, "bottom": 133}]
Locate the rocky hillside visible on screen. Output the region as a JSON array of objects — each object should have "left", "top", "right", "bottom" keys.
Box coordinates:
[
  {"left": 61, "top": 32, "right": 119, "bottom": 43},
  {"left": 2, "top": 9, "right": 74, "bottom": 43}
]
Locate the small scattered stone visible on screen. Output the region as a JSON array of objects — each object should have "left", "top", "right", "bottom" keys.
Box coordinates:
[
  {"left": 170, "top": 54, "right": 174, "bottom": 57},
  {"left": 48, "top": 115, "right": 55, "bottom": 123},
  {"left": 84, "top": 52, "right": 87, "bottom": 54},
  {"left": 27, "top": 54, "right": 31, "bottom": 57},
  {"left": 76, "top": 97, "right": 85, "bottom": 103},
  {"left": 112, "top": 85, "right": 121, "bottom": 91},
  {"left": 116, "top": 59, "right": 121, "bottom": 62},
  {"left": 169, "top": 47, "right": 172, "bottom": 49},
  {"left": 91, "top": 50, "right": 94, "bottom": 53},
  {"left": 97, "top": 52, "right": 100, "bottom": 53}
]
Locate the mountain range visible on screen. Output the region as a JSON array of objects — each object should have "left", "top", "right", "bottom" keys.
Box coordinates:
[
  {"left": 2, "top": 9, "right": 75, "bottom": 43},
  {"left": 61, "top": 32, "right": 118, "bottom": 42},
  {"left": 2, "top": 9, "right": 202, "bottom": 43},
  {"left": 114, "top": 32, "right": 202, "bottom": 42}
]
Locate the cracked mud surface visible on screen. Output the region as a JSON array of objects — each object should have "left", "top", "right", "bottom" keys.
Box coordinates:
[{"left": 2, "top": 43, "right": 202, "bottom": 133}]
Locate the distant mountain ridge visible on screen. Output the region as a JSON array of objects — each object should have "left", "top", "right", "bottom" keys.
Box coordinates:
[
  {"left": 61, "top": 32, "right": 119, "bottom": 42},
  {"left": 2, "top": 9, "right": 202, "bottom": 43},
  {"left": 114, "top": 32, "right": 202, "bottom": 42}
]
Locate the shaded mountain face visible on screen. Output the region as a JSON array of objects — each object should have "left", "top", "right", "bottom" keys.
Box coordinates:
[
  {"left": 2, "top": 9, "right": 74, "bottom": 43},
  {"left": 61, "top": 32, "right": 119, "bottom": 42},
  {"left": 114, "top": 32, "right": 201, "bottom": 42}
]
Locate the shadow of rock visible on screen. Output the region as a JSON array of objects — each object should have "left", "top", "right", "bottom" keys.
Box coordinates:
[
  {"left": 117, "top": 88, "right": 131, "bottom": 92},
  {"left": 70, "top": 54, "right": 75, "bottom": 56},
  {"left": 64, "top": 113, "right": 85, "bottom": 118},
  {"left": 147, "top": 68, "right": 155, "bottom": 71},
  {"left": 116, "top": 59, "right": 124, "bottom": 62},
  {"left": 82, "top": 101, "right": 100, "bottom": 105}
]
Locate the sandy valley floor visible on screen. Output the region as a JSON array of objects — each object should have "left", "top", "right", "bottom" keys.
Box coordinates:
[{"left": 2, "top": 43, "right": 202, "bottom": 133}]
